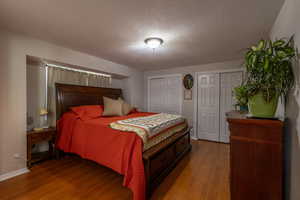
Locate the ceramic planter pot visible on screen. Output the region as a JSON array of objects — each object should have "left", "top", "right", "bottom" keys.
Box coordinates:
[
  {"left": 248, "top": 92, "right": 279, "bottom": 118},
  {"left": 239, "top": 105, "right": 248, "bottom": 112}
]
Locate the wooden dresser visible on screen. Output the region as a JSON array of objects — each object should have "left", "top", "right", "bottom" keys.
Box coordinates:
[{"left": 227, "top": 114, "right": 284, "bottom": 200}]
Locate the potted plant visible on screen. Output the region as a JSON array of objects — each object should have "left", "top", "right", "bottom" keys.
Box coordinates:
[
  {"left": 244, "top": 37, "right": 297, "bottom": 118},
  {"left": 233, "top": 84, "right": 248, "bottom": 112}
]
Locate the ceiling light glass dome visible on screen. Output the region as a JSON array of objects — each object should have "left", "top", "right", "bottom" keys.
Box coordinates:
[{"left": 144, "top": 37, "right": 163, "bottom": 49}]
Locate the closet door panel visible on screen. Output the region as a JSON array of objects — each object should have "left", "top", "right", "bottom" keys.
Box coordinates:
[
  {"left": 219, "top": 72, "right": 243, "bottom": 143},
  {"left": 148, "top": 76, "right": 181, "bottom": 115},
  {"left": 166, "top": 76, "right": 182, "bottom": 115},
  {"left": 149, "top": 78, "right": 165, "bottom": 113},
  {"left": 197, "top": 74, "right": 220, "bottom": 141}
]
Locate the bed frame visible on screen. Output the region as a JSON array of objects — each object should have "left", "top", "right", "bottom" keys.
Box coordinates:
[{"left": 55, "top": 83, "right": 192, "bottom": 198}]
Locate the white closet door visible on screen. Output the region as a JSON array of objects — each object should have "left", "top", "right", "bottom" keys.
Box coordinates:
[
  {"left": 197, "top": 73, "right": 220, "bottom": 142},
  {"left": 149, "top": 78, "right": 166, "bottom": 113},
  {"left": 219, "top": 72, "right": 243, "bottom": 143},
  {"left": 165, "top": 76, "right": 182, "bottom": 114},
  {"left": 148, "top": 75, "right": 182, "bottom": 114}
]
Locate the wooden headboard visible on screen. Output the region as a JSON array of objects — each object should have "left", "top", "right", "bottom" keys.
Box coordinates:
[{"left": 55, "top": 83, "right": 122, "bottom": 119}]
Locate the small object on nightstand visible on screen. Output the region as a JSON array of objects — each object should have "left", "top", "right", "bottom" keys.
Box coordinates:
[
  {"left": 39, "top": 108, "right": 49, "bottom": 129},
  {"left": 27, "top": 127, "right": 56, "bottom": 168},
  {"left": 33, "top": 127, "right": 44, "bottom": 132}
]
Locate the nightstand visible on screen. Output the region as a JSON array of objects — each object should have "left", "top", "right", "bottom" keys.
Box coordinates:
[{"left": 27, "top": 127, "right": 56, "bottom": 168}]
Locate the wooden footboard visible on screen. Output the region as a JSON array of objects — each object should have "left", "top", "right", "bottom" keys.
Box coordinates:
[{"left": 143, "top": 127, "right": 192, "bottom": 198}]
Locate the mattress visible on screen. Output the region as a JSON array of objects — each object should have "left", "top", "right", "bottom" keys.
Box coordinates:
[{"left": 143, "top": 121, "right": 187, "bottom": 151}]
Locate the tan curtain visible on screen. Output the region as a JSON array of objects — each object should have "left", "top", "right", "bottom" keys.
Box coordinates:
[
  {"left": 26, "top": 63, "right": 47, "bottom": 130},
  {"left": 47, "top": 66, "right": 111, "bottom": 126},
  {"left": 47, "top": 67, "right": 88, "bottom": 126},
  {"left": 87, "top": 74, "right": 111, "bottom": 88}
]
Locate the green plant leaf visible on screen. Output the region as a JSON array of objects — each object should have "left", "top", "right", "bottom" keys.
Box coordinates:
[
  {"left": 243, "top": 37, "right": 296, "bottom": 102},
  {"left": 251, "top": 54, "right": 257, "bottom": 67},
  {"left": 257, "top": 40, "right": 264, "bottom": 50},
  {"left": 233, "top": 84, "right": 249, "bottom": 107},
  {"left": 277, "top": 51, "right": 287, "bottom": 58},
  {"left": 273, "top": 40, "right": 285, "bottom": 47},
  {"left": 263, "top": 58, "right": 269, "bottom": 70},
  {"left": 251, "top": 46, "right": 257, "bottom": 51},
  {"left": 267, "top": 47, "right": 272, "bottom": 55}
]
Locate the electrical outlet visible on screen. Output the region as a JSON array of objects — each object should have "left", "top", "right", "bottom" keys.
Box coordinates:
[{"left": 14, "top": 153, "right": 21, "bottom": 159}]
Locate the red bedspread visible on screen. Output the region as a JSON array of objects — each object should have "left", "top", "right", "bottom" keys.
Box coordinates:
[{"left": 56, "top": 112, "right": 155, "bottom": 200}]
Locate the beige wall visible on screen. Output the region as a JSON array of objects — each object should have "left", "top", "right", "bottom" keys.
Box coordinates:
[
  {"left": 270, "top": 0, "right": 300, "bottom": 199},
  {"left": 144, "top": 59, "right": 244, "bottom": 137},
  {"left": 0, "top": 30, "right": 143, "bottom": 175}
]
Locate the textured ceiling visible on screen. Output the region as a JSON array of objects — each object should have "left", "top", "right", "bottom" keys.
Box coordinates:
[{"left": 0, "top": 0, "right": 284, "bottom": 71}]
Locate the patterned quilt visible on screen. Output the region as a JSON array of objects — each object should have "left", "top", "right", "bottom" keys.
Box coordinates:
[{"left": 110, "top": 113, "right": 186, "bottom": 143}]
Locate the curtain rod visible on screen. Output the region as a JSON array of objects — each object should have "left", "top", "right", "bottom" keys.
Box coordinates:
[{"left": 45, "top": 63, "right": 112, "bottom": 77}]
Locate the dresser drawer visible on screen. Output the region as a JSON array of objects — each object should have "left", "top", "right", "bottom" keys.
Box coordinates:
[
  {"left": 229, "top": 122, "right": 283, "bottom": 143},
  {"left": 175, "top": 134, "right": 189, "bottom": 155},
  {"left": 150, "top": 145, "right": 176, "bottom": 178}
]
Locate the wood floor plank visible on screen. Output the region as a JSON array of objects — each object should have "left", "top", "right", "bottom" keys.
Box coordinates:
[{"left": 0, "top": 140, "right": 229, "bottom": 200}]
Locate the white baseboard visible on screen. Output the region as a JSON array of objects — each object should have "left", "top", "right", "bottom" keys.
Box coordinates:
[
  {"left": 0, "top": 168, "right": 30, "bottom": 182},
  {"left": 191, "top": 136, "right": 198, "bottom": 140}
]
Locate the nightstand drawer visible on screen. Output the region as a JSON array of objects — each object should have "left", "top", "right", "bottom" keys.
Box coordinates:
[
  {"left": 29, "top": 130, "right": 55, "bottom": 143},
  {"left": 30, "top": 132, "right": 44, "bottom": 143},
  {"left": 43, "top": 133, "right": 55, "bottom": 141}
]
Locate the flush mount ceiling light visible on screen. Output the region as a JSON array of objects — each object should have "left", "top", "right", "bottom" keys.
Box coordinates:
[{"left": 144, "top": 37, "right": 164, "bottom": 49}]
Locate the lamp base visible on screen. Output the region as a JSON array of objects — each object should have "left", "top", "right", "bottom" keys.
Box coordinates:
[{"left": 33, "top": 127, "right": 44, "bottom": 132}]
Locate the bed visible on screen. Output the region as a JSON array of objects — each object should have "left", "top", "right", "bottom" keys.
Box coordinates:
[{"left": 55, "top": 83, "right": 191, "bottom": 200}]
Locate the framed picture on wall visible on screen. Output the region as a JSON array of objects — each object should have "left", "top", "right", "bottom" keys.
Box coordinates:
[
  {"left": 184, "top": 89, "right": 192, "bottom": 100},
  {"left": 183, "top": 74, "right": 194, "bottom": 90}
]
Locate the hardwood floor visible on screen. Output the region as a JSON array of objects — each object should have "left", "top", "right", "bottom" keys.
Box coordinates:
[{"left": 0, "top": 140, "right": 230, "bottom": 200}]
